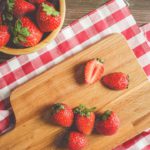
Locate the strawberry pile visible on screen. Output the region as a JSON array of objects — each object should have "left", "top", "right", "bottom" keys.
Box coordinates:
[
  {"left": 49, "top": 103, "right": 120, "bottom": 150},
  {"left": 0, "top": 0, "right": 61, "bottom": 48},
  {"left": 48, "top": 58, "right": 129, "bottom": 150}
]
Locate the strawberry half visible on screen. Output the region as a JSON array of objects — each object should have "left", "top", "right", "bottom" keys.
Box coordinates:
[
  {"left": 68, "top": 131, "right": 87, "bottom": 150},
  {"left": 85, "top": 58, "right": 104, "bottom": 84},
  {"left": 74, "top": 104, "right": 96, "bottom": 135},
  {"left": 50, "top": 103, "right": 74, "bottom": 127},
  {"left": 36, "top": 2, "right": 61, "bottom": 32},
  {"left": 95, "top": 110, "right": 120, "bottom": 135},
  {"left": 7, "top": 0, "right": 35, "bottom": 18},
  {"left": 102, "top": 72, "right": 129, "bottom": 90},
  {"left": 0, "top": 25, "right": 10, "bottom": 48},
  {"left": 13, "top": 17, "right": 43, "bottom": 47}
]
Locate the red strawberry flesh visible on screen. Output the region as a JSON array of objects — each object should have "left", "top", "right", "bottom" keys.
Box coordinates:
[{"left": 85, "top": 58, "right": 104, "bottom": 84}]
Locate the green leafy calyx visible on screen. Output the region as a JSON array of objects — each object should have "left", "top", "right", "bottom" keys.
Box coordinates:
[
  {"left": 74, "top": 104, "right": 96, "bottom": 117},
  {"left": 5, "top": 0, "right": 14, "bottom": 21},
  {"left": 51, "top": 103, "right": 65, "bottom": 115},
  {"left": 42, "top": 3, "right": 59, "bottom": 16},
  {"left": 99, "top": 110, "right": 112, "bottom": 121},
  {"left": 13, "top": 19, "right": 30, "bottom": 45}
]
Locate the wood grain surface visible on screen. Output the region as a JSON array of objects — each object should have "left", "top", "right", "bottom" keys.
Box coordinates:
[
  {"left": 0, "top": 0, "right": 150, "bottom": 62},
  {"left": 0, "top": 34, "right": 150, "bottom": 150}
]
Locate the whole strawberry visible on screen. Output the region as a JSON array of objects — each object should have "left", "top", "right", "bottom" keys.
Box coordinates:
[
  {"left": 13, "top": 17, "right": 43, "bottom": 47},
  {"left": 0, "top": 25, "right": 10, "bottom": 47},
  {"left": 68, "top": 131, "right": 87, "bottom": 150},
  {"left": 74, "top": 105, "right": 96, "bottom": 135},
  {"left": 7, "top": 0, "right": 35, "bottom": 18},
  {"left": 102, "top": 72, "right": 129, "bottom": 90},
  {"left": 50, "top": 103, "right": 74, "bottom": 127},
  {"left": 29, "top": 0, "right": 46, "bottom": 4},
  {"left": 85, "top": 58, "right": 104, "bottom": 84},
  {"left": 95, "top": 110, "right": 120, "bottom": 135},
  {"left": 36, "top": 2, "right": 61, "bottom": 32}
]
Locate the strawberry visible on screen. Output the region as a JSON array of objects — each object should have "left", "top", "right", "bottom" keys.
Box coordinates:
[
  {"left": 7, "top": 0, "right": 35, "bottom": 18},
  {"left": 85, "top": 58, "right": 104, "bottom": 84},
  {"left": 68, "top": 131, "right": 87, "bottom": 150},
  {"left": 36, "top": 2, "right": 61, "bottom": 32},
  {"left": 102, "top": 72, "right": 129, "bottom": 90},
  {"left": 13, "top": 17, "right": 43, "bottom": 47},
  {"left": 0, "top": 25, "right": 10, "bottom": 47},
  {"left": 50, "top": 103, "right": 74, "bottom": 127},
  {"left": 95, "top": 110, "right": 120, "bottom": 135},
  {"left": 74, "top": 105, "right": 96, "bottom": 135},
  {"left": 29, "top": 0, "right": 46, "bottom": 4}
]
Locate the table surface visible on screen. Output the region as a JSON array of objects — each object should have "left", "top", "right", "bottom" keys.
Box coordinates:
[{"left": 0, "top": 0, "right": 150, "bottom": 63}]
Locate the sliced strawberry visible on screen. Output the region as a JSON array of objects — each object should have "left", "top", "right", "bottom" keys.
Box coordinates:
[{"left": 85, "top": 58, "right": 104, "bottom": 84}]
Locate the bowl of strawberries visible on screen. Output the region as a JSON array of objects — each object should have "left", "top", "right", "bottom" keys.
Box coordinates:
[{"left": 0, "top": 0, "right": 66, "bottom": 55}]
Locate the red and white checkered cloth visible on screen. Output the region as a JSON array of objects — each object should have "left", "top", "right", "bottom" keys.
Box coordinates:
[{"left": 0, "top": 0, "right": 150, "bottom": 149}]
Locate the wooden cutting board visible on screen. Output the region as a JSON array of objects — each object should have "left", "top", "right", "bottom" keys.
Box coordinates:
[{"left": 0, "top": 34, "right": 150, "bottom": 150}]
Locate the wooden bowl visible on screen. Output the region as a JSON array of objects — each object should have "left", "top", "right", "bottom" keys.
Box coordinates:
[{"left": 0, "top": 0, "right": 66, "bottom": 55}]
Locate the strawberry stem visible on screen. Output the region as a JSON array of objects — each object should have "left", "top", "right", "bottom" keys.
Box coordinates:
[
  {"left": 13, "top": 19, "right": 30, "bottom": 45},
  {"left": 50, "top": 103, "right": 65, "bottom": 115},
  {"left": 96, "top": 58, "right": 104, "bottom": 63},
  {"left": 99, "top": 110, "right": 112, "bottom": 121},
  {"left": 42, "top": 3, "right": 59, "bottom": 16},
  {"left": 74, "top": 104, "right": 96, "bottom": 117}
]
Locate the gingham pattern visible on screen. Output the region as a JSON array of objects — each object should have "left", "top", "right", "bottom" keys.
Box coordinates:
[{"left": 0, "top": 0, "right": 150, "bottom": 149}]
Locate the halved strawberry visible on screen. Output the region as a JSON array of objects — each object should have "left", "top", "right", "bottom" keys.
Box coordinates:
[{"left": 85, "top": 58, "right": 104, "bottom": 84}]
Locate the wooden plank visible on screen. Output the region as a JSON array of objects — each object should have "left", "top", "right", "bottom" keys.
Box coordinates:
[{"left": 0, "top": 34, "right": 149, "bottom": 150}]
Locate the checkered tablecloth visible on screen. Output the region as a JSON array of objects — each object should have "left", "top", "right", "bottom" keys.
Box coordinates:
[{"left": 0, "top": 0, "right": 150, "bottom": 149}]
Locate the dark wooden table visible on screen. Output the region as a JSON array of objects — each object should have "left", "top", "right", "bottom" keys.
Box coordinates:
[{"left": 0, "top": 0, "right": 150, "bottom": 63}]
